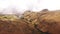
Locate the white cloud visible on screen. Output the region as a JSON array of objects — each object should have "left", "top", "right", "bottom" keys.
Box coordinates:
[{"left": 0, "top": 0, "right": 60, "bottom": 14}]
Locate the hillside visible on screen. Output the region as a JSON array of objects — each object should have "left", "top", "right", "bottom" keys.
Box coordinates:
[{"left": 0, "top": 9, "right": 60, "bottom": 34}]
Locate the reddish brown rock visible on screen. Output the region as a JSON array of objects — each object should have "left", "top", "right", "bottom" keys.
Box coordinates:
[{"left": 37, "top": 11, "right": 60, "bottom": 34}]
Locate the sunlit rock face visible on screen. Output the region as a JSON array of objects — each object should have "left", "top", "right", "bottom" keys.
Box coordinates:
[{"left": 21, "top": 10, "right": 39, "bottom": 24}]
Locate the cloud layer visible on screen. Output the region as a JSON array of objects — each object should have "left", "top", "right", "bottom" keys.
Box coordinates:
[{"left": 0, "top": 0, "right": 60, "bottom": 14}]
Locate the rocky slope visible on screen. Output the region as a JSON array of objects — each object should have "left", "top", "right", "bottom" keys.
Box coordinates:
[{"left": 0, "top": 9, "right": 60, "bottom": 34}]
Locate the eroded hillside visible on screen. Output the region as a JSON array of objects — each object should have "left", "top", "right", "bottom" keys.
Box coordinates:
[{"left": 0, "top": 9, "right": 60, "bottom": 34}]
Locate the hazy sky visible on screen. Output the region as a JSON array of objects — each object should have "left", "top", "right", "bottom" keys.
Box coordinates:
[{"left": 0, "top": 0, "right": 60, "bottom": 14}]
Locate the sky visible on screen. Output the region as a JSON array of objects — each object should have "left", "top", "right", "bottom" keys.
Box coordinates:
[{"left": 0, "top": 0, "right": 60, "bottom": 14}]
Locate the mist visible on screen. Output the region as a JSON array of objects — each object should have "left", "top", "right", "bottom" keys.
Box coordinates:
[{"left": 0, "top": 0, "right": 60, "bottom": 14}]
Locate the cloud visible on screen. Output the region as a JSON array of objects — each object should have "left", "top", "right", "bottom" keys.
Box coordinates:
[{"left": 0, "top": 0, "right": 60, "bottom": 14}]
